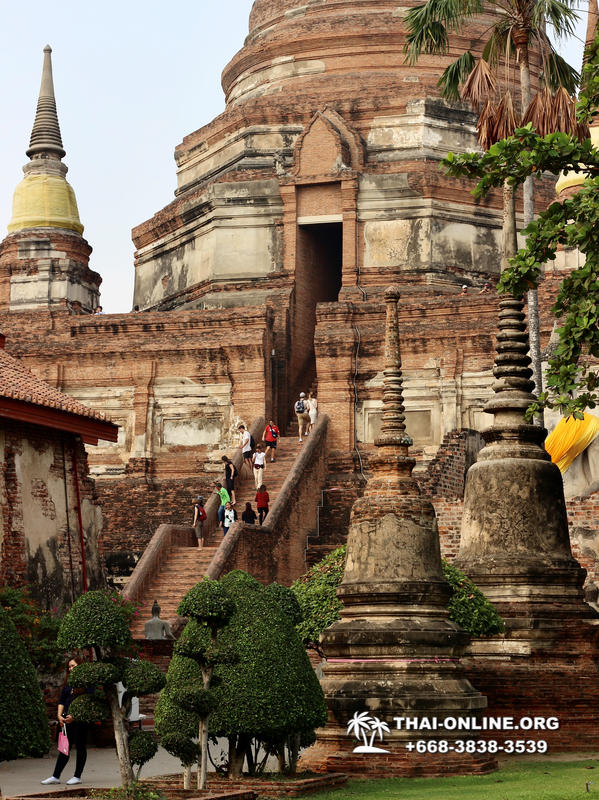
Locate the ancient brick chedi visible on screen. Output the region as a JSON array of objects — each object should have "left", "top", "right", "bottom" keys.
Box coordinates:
[
  {"left": 0, "top": 2, "right": 582, "bottom": 595},
  {"left": 302, "top": 286, "right": 493, "bottom": 776},
  {"left": 132, "top": 0, "right": 551, "bottom": 432}
]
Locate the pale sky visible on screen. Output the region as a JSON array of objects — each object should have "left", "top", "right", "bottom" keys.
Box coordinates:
[{"left": 0, "top": 1, "right": 589, "bottom": 313}]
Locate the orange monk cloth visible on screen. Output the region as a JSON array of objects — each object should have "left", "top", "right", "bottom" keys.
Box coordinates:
[{"left": 545, "top": 413, "right": 599, "bottom": 473}]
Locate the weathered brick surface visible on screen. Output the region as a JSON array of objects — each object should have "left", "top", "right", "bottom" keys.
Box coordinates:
[{"left": 0, "top": 420, "right": 103, "bottom": 608}]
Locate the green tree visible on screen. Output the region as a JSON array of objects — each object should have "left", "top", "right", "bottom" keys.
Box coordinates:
[
  {"left": 404, "top": 0, "right": 581, "bottom": 412},
  {"left": 442, "top": 30, "right": 599, "bottom": 418},
  {"left": 0, "top": 606, "right": 50, "bottom": 761},
  {"left": 155, "top": 580, "right": 233, "bottom": 790},
  {"left": 292, "top": 546, "right": 504, "bottom": 653},
  {"left": 0, "top": 586, "right": 64, "bottom": 673},
  {"left": 57, "top": 591, "right": 165, "bottom": 786},
  {"left": 208, "top": 571, "right": 327, "bottom": 777}
]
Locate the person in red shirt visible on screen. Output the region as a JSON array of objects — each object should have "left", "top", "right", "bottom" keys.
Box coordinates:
[
  {"left": 263, "top": 419, "right": 280, "bottom": 463},
  {"left": 255, "top": 484, "right": 270, "bottom": 525}
]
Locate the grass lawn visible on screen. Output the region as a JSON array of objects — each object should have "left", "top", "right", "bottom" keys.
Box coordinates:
[{"left": 300, "top": 759, "right": 599, "bottom": 800}]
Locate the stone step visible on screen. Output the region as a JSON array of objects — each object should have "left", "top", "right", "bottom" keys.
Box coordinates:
[{"left": 131, "top": 436, "right": 303, "bottom": 638}]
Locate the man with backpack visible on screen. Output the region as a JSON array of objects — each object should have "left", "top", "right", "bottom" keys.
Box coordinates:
[{"left": 294, "top": 392, "right": 310, "bottom": 443}]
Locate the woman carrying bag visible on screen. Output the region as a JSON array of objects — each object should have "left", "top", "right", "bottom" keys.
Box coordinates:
[{"left": 41, "top": 657, "right": 89, "bottom": 786}]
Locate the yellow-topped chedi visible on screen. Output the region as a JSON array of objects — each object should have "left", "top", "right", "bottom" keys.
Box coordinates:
[
  {"left": 555, "top": 126, "right": 599, "bottom": 197},
  {"left": 7, "top": 45, "right": 84, "bottom": 236},
  {"left": 8, "top": 172, "right": 83, "bottom": 234}
]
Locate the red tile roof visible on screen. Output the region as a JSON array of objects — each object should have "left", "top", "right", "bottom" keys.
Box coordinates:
[{"left": 0, "top": 347, "right": 110, "bottom": 423}]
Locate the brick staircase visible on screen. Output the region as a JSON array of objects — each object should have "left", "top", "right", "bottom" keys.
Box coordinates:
[{"left": 129, "top": 435, "right": 302, "bottom": 638}]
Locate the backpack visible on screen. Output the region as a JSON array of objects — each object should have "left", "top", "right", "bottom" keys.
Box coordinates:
[
  {"left": 295, "top": 399, "right": 305, "bottom": 414},
  {"left": 249, "top": 433, "right": 256, "bottom": 451}
]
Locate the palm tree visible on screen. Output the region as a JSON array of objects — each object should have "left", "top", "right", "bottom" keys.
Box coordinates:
[{"left": 405, "top": 0, "right": 582, "bottom": 420}]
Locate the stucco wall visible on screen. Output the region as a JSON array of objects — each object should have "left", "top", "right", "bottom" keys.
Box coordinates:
[{"left": 0, "top": 420, "right": 104, "bottom": 608}]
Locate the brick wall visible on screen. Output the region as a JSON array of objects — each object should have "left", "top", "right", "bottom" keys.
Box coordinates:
[{"left": 0, "top": 420, "right": 104, "bottom": 608}]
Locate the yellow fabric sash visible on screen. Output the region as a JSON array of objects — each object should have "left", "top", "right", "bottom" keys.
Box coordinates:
[{"left": 545, "top": 413, "right": 599, "bottom": 473}]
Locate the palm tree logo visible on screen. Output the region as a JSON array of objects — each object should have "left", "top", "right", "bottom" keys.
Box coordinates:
[{"left": 346, "top": 711, "right": 391, "bottom": 753}]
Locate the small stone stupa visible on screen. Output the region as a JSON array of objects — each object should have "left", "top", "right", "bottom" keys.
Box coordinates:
[
  {"left": 455, "top": 296, "right": 599, "bottom": 750},
  {"left": 457, "top": 296, "right": 591, "bottom": 628},
  {"left": 301, "top": 286, "right": 495, "bottom": 776}
]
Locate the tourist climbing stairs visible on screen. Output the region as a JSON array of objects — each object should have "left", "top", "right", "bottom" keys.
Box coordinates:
[{"left": 129, "top": 435, "right": 302, "bottom": 639}]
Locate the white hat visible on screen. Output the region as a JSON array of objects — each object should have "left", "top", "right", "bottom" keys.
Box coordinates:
[
  {"left": 461, "top": 285, "right": 467, "bottom": 289},
  {"left": 300, "top": 392, "right": 306, "bottom": 397}
]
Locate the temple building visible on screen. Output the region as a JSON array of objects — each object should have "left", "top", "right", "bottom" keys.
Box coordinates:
[{"left": 1, "top": 1, "right": 599, "bottom": 615}]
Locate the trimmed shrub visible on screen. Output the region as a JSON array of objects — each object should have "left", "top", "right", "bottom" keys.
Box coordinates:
[
  {"left": 291, "top": 545, "right": 504, "bottom": 647},
  {"left": 264, "top": 583, "right": 303, "bottom": 626},
  {"left": 70, "top": 661, "right": 119, "bottom": 688},
  {"left": 155, "top": 655, "right": 202, "bottom": 768},
  {"left": 0, "top": 606, "right": 50, "bottom": 760},
  {"left": 57, "top": 591, "right": 131, "bottom": 651},
  {"left": 177, "top": 579, "right": 234, "bottom": 625},
  {"left": 122, "top": 660, "right": 166, "bottom": 696},
  {"left": 128, "top": 730, "right": 158, "bottom": 778},
  {"left": 209, "top": 571, "right": 327, "bottom": 742},
  {"left": 70, "top": 692, "right": 111, "bottom": 723}
]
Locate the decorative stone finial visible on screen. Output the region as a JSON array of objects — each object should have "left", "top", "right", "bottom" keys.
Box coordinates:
[
  {"left": 375, "top": 285, "right": 413, "bottom": 448},
  {"left": 26, "top": 44, "right": 66, "bottom": 159},
  {"left": 484, "top": 295, "right": 537, "bottom": 419}
]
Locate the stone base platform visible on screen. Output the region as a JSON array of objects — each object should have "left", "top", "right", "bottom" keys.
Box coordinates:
[
  {"left": 462, "top": 619, "right": 599, "bottom": 752},
  {"left": 299, "top": 735, "right": 497, "bottom": 777}
]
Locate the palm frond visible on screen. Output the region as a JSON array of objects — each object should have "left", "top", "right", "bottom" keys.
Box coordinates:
[
  {"left": 459, "top": 57, "right": 497, "bottom": 109},
  {"left": 493, "top": 90, "right": 520, "bottom": 141},
  {"left": 523, "top": 86, "right": 589, "bottom": 140},
  {"left": 404, "top": 0, "right": 484, "bottom": 62},
  {"left": 477, "top": 99, "right": 499, "bottom": 149},
  {"left": 438, "top": 51, "right": 477, "bottom": 100},
  {"left": 533, "top": 0, "right": 580, "bottom": 40},
  {"left": 482, "top": 26, "right": 510, "bottom": 69},
  {"left": 522, "top": 86, "right": 553, "bottom": 135},
  {"left": 539, "top": 48, "right": 580, "bottom": 93}
]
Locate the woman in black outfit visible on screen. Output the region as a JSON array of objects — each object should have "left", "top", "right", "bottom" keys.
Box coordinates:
[
  {"left": 221, "top": 455, "right": 237, "bottom": 505},
  {"left": 41, "top": 657, "right": 89, "bottom": 786}
]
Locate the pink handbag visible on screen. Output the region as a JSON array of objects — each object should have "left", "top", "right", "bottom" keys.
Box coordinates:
[{"left": 58, "top": 725, "right": 69, "bottom": 756}]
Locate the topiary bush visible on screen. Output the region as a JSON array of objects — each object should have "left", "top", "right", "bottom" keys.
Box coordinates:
[
  {"left": 210, "top": 571, "right": 327, "bottom": 775},
  {"left": 70, "top": 692, "right": 111, "bottom": 724},
  {"left": 122, "top": 660, "right": 166, "bottom": 696},
  {"left": 128, "top": 730, "right": 158, "bottom": 779},
  {"left": 0, "top": 606, "right": 50, "bottom": 761},
  {"left": 177, "top": 579, "right": 234, "bottom": 624},
  {"left": 57, "top": 591, "right": 161, "bottom": 785},
  {"left": 291, "top": 545, "right": 504, "bottom": 650},
  {"left": 70, "top": 661, "right": 120, "bottom": 688},
  {"left": 155, "top": 654, "right": 203, "bottom": 770},
  {"left": 57, "top": 591, "right": 132, "bottom": 651}
]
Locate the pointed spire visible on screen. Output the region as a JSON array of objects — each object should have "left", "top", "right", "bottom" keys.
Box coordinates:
[
  {"left": 26, "top": 45, "right": 65, "bottom": 159},
  {"left": 375, "top": 285, "right": 413, "bottom": 449}
]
